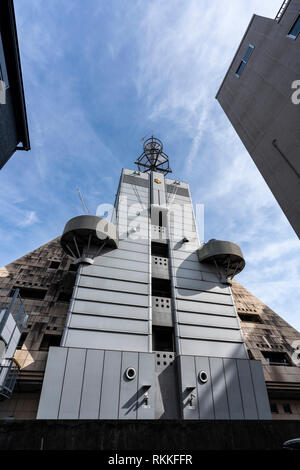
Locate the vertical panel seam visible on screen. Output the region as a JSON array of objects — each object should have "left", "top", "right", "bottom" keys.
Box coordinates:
[
  {"left": 249, "top": 361, "right": 262, "bottom": 419},
  {"left": 221, "top": 358, "right": 230, "bottom": 419},
  {"left": 57, "top": 348, "right": 69, "bottom": 419},
  {"left": 247, "top": 360, "right": 259, "bottom": 419},
  {"left": 136, "top": 352, "right": 140, "bottom": 420},
  {"left": 78, "top": 348, "right": 88, "bottom": 419},
  {"left": 117, "top": 351, "right": 123, "bottom": 419},
  {"left": 98, "top": 350, "right": 105, "bottom": 419},
  {"left": 235, "top": 359, "right": 245, "bottom": 419},
  {"left": 208, "top": 358, "right": 216, "bottom": 419},
  {"left": 193, "top": 356, "right": 200, "bottom": 419}
]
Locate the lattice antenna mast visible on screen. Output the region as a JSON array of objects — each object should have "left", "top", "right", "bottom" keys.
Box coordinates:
[{"left": 135, "top": 136, "right": 172, "bottom": 175}]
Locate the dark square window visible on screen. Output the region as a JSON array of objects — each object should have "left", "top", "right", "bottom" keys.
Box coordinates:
[
  {"left": 283, "top": 403, "right": 292, "bottom": 414},
  {"left": 68, "top": 263, "right": 78, "bottom": 272},
  {"left": 151, "top": 242, "right": 169, "bottom": 257},
  {"left": 13, "top": 287, "right": 47, "bottom": 300},
  {"left": 261, "top": 351, "right": 291, "bottom": 366},
  {"left": 57, "top": 291, "right": 72, "bottom": 302},
  {"left": 239, "top": 313, "right": 263, "bottom": 323},
  {"left": 152, "top": 278, "right": 171, "bottom": 298},
  {"left": 288, "top": 15, "right": 300, "bottom": 39},
  {"left": 40, "top": 334, "right": 61, "bottom": 351},
  {"left": 49, "top": 261, "right": 60, "bottom": 269},
  {"left": 16, "top": 333, "right": 27, "bottom": 350},
  {"left": 270, "top": 403, "right": 279, "bottom": 414},
  {"left": 152, "top": 326, "right": 174, "bottom": 352}
]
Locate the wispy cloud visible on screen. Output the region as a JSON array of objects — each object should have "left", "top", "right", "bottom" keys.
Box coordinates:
[
  {"left": 1, "top": 0, "right": 298, "bottom": 330},
  {"left": 17, "top": 211, "right": 39, "bottom": 228}
]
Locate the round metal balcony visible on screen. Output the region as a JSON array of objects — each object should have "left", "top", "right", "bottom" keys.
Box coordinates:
[
  {"left": 197, "top": 239, "right": 245, "bottom": 284},
  {"left": 60, "top": 215, "right": 118, "bottom": 265}
]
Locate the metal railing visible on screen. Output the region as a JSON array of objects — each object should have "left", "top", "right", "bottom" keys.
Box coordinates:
[
  {"left": 275, "top": 0, "right": 291, "bottom": 22},
  {"left": 0, "top": 359, "right": 20, "bottom": 399},
  {"left": 0, "top": 288, "right": 27, "bottom": 399},
  {"left": 0, "top": 288, "right": 27, "bottom": 335}
]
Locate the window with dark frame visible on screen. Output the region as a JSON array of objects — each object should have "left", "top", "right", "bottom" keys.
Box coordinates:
[
  {"left": 39, "top": 334, "right": 61, "bottom": 351},
  {"left": 238, "top": 313, "right": 263, "bottom": 324},
  {"left": 283, "top": 403, "right": 292, "bottom": 414},
  {"left": 152, "top": 278, "right": 172, "bottom": 298},
  {"left": 152, "top": 326, "right": 174, "bottom": 352},
  {"left": 261, "top": 350, "right": 291, "bottom": 366},
  {"left": 57, "top": 291, "right": 72, "bottom": 302},
  {"left": 288, "top": 15, "right": 300, "bottom": 39},
  {"left": 235, "top": 44, "right": 255, "bottom": 78},
  {"left": 48, "top": 260, "right": 60, "bottom": 269},
  {"left": 151, "top": 242, "right": 169, "bottom": 257},
  {"left": 10, "top": 287, "right": 47, "bottom": 300},
  {"left": 68, "top": 263, "right": 78, "bottom": 272},
  {"left": 270, "top": 403, "right": 279, "bottom": 414},
  {"left": 159, "top": 211, "right": 163, "bottom": 227},
  {"left": 0, "top": 33, "right": 9, "bottom": 89},
  {"left": 16, "top": 332, "right": 27, "bottom": 350}
]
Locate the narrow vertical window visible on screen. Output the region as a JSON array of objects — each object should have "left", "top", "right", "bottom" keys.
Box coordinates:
[
  {"left": 288, "top": 15, "right": 300, "bottom": 39},
  {"left": 0, "top": 33, "right": 9, "bottom": 89},
  {"left": 235, "top": 44, "right": 255, "bottom": 78},
  {"left": 159, "top": 211, "right": 162, "bottom": 227}
]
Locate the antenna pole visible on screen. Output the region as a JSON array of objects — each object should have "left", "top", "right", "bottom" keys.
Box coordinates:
[{"left": 77, "top": 188, "right": 90, "bottom": 214}]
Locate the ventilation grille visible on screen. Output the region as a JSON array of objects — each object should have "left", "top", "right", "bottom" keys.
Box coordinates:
[
  {"left": 123, "top": 174, "right": 149, "bottom": 188},
  {"left": 153, "top": 296, "right": 171, "bottom": 311},
  {"left": 155, "top": 351, "right": 175, "bottom": 369},
  {"left": 166, "top": 185, "right": 190, "bottom": 197}
]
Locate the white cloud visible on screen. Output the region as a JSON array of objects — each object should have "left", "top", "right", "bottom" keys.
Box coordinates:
[
  {"left": 132, "top": 0, "right": 300, "bottom": 330},
  {"left": 17, "top": 211, "right": 39, "bottom": 228},
  {"left": 5, "top": 0, "right": 298, "bottom": 332}
]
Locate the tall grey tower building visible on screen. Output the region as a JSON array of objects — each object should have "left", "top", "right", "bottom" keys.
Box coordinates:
[
  {"left": 35, "top": 137, "right": 271, "bottom": 420},
  {"left": 216, "top": 0, "right": 300, "bottom": 238}
]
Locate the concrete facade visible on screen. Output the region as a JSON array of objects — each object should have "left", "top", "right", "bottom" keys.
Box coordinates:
[
  {"left": 0, "top": 234, "right": 298, "bottom": 420},
  {"left": 36, "top": 167, "right": 271, "bottom": 420},
  {"left": 0, "top": 165, "right": 299, "bottom": 420},
  {"left": 0, "top": 0, "right": 30, "bottom": 169},
  {"left": 232, "top": 280, "right": 300, "bottom": 420},
  {"left": 216, "top": 0, "right": 300, "bottom": 238}
]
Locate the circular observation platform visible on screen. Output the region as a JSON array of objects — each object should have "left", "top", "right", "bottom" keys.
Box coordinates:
[
  {"left": 197, "top": 239, "right": 245, "bottom": 284},
  {"left": 60, "top": 215, "right": 118, "bottom": 265}
]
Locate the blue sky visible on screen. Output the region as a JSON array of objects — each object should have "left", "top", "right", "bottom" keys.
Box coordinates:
[{"left": 1, "top": 0, "right": 299, "bottom": 329}]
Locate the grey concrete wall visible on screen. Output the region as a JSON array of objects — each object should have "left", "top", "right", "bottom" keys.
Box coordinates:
[
  {"left": 165, "top": 176, "right": 248, "bottom": 359},
  {"left": 63, "top": 169, "right": 151, "bottom": 352},
  {"left": 178, "top": 355, "right": 271, "bottom": 420},
  {"left": 37, "top": 346, "right": 155, "bottom": 420},
  {"left": 38, "top": 168, "right": 270, "bottom": 421},
  {"left": 216, "top": 0, "right": 300, "bottom": 238}
]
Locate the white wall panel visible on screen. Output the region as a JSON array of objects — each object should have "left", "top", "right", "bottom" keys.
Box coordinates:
[
  {"left": 65, "top": 329, "right": 149, "bottom": 352},
  {"left": 69, "top": 314, "right": 148, "bottom": 334},
  {"left": 73, "top": 300, "right": 149, "bottom": 320}
]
